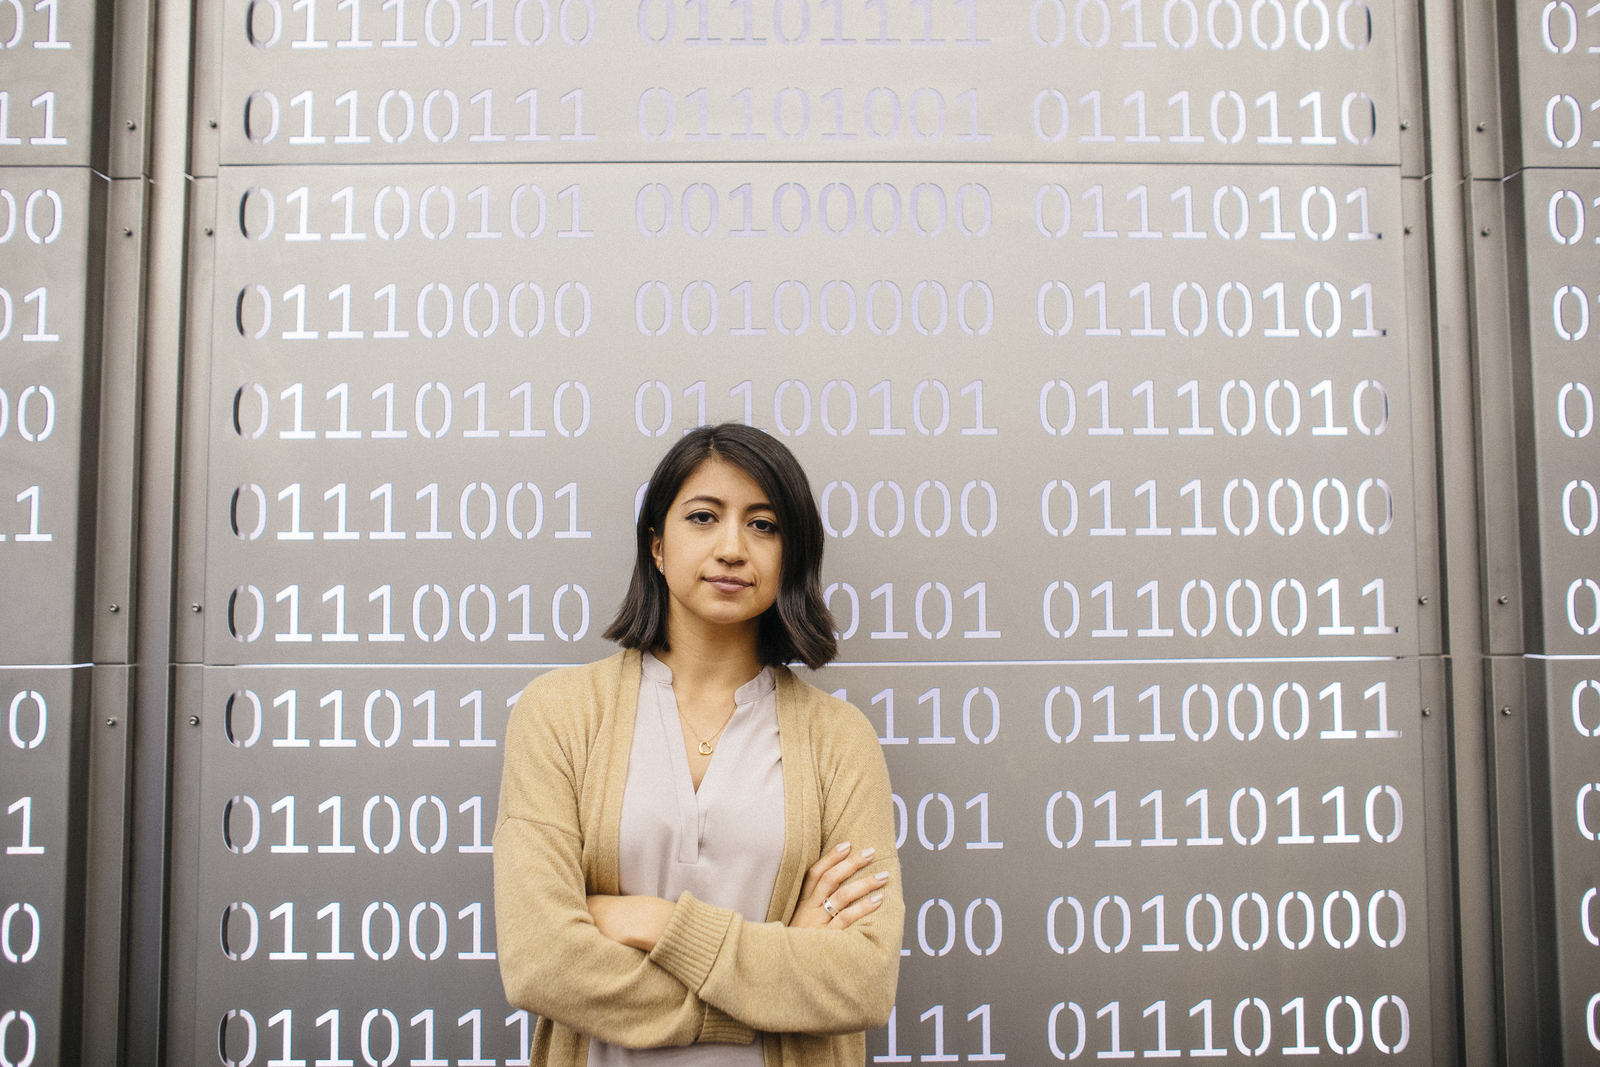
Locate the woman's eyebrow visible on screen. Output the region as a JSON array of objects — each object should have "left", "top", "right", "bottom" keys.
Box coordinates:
[{"left": 679, "top": 495, "right": 775, "bottom": 513}]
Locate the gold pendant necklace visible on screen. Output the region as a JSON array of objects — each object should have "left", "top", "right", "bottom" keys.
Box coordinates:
[{"left": 679, "top": 709, "right": 728, "bottom": 756}]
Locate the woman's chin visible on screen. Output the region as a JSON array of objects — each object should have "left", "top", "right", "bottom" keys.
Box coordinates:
[{"left": 679, "top": 599, "right": 769, "bottom": 632}]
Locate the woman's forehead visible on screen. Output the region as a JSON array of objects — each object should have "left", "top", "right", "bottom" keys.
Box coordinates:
[{"left": 675, "top": 458, "right": 771, "bottom": 505}]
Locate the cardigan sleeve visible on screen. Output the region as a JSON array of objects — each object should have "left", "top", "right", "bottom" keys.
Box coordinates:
[
  {"left": 493, "top": 674, "right": 754, "bottom": 1049},
  {"left": 645, "top": 703, "right": 904, "bottom": 1035}
]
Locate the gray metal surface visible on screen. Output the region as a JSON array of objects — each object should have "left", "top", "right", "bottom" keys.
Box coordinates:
[
  {"left": 0, "top": 665, "right": 91, "bottom": 1067},
  {"left": 842, "top": 658, "right": 1431, "bottom": 1062},
  {"left": 1513, "top": 169, "right": 1600, "bottom": 657},
  {"left": 1388, "top": 0, "right": 1424, "bottom": 179},
  {"left": 1484, "top": 654, "right": 1556, "bottom": 1058},
  {"left": 146, "top": 0, "right": 1470, "bottom": 1055},
  {"left": 0, "top": 166, "right": 97, "bottom": 665},
  {"left": 1, "top": 3, "right": 129, "bottom": 1065},
  {"left": 213, "top": 0, "right": 1405, "bottom": 166},
  {"left": 1459, "top": 0, "right": 1512, "bottom": 182},
  {"left": 1398, "top": 176, "right": 1441, "bottom": 656},
  {"left": 1539, "top": 657, "right": 1600, "bottom": 1062},
  {"left": 1, "top": 0, "right": 1588, "bottom": 1055},
  {"left": 89, "top": 177, "right": 150, "bottom": 668},
  {"left": 122, "top": 0, "right": 207, "bottom": 1055},
  {"left": 0, "top": 0, "right": 102, "bottom": 169},
  {"left": 1499, "top": 156, "right": 1600, "bottom": 1062},
  {"left": 1468, "top": 178, "right": 1529, "bottom": 657},
  {"left": 78, "top": 663, "right": 133, "bottom": 1067},
  {"left": 186, "top": 664, "right": 519, "bottom": 1066},
  {"left": 173, "top": 169, "right": 1440, "bottom": 1067},
  {"left": 1457, "top": 0, "right": 1600, "bottom": 1058},
  {"left": 1504, "top": 0, "right": 1600, "bottom": 172},
  {"left": 180, "top": 657, "right": 1433, "bottom": 1062},
  {"left": 199, "top": 162, "right": 1419, "bottom": 665}
]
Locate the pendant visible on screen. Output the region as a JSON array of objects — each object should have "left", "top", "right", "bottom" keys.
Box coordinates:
[{"left": 698, "top": 740, "right": 714, "bottom": 755}]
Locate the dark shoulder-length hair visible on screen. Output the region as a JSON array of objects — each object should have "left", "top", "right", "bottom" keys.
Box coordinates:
[{"left": 603, "top": 423, "right": 837, "bottom": 670}]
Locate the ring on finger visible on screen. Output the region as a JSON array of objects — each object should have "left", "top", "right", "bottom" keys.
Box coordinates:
[{"left": 821, "top": 898, "right": 839, "bottom": 918}]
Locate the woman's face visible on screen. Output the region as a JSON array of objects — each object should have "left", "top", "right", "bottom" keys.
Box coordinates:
[{"left": 651, "top": 458, "right": 784, "bottom": 635}]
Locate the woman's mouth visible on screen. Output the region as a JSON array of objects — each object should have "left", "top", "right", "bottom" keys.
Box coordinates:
[{"left": 705, "top": 576, "right": 750, "bottom": 592}]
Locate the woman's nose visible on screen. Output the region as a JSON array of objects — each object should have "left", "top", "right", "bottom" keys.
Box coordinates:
[{"left": 715, "top": 522, "right": 745, "bottom": 559}]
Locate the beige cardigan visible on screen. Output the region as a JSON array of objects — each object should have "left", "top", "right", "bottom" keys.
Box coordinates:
[{"left": 493, "top": 649, "right": 904, "bottom": 1067}]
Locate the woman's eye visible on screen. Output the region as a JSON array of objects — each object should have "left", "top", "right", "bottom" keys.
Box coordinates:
[
  {"left": 751, "top": 518, "right": 778, "bottom": 534},
  {"left": 687, "top": 511, "right": 715, "bottom": 524}
]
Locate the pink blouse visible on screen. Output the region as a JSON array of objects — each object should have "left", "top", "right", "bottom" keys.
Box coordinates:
[{"left": 586, "top": 653, "right": 785, "bottom": 1067}]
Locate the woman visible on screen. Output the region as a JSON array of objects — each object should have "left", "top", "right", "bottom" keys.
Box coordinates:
[{"left": 493, "top": 423, "right": 903, "bottom": 1067}]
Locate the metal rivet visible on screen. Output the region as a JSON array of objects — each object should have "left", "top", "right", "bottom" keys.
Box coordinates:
[
  {"left": 1399, "top": 121, "right": 1409, "bottom": 130},
  {"left": 1498, "top": 595, "right": 1509, "bottom": 604},
  {"left": 106, "top": 718, "right": 117, "bottom": 727},
  {"left": 1418, "top": 595, "right": 1428, "bottom": 605},
  {"left": 1501, "top": 706, "right": 1512, "bottom": 716},
  {"left": 1421, "top": 707, "right": 1431, "bottom": 717},
  {"left": 1404, "top": 225, "right": 1414, "bottom": 235},
  {"left": 125, "top": 120, "right": 136, "bottom": 130},
  {"left": 109, "top": 603, "right": 120, "bottom": 613},
  {"left": 191, "top": 603, "right": 203, "bottom": 612},
  {"left": 204, "top": 227, "right": 214, "bottom": 236},
  {"left": 189, "top": 716, "right": 200, "bottom": 726},
  {"left": 122, "top": 227, "right": 133, "bottom": 237},
  {"left": 1480, "top": 226, "right": 1491, "bottom": 236},
  {"left": 208, "top": 119, "right": 218, "bottom": 128},
  {"left": 1476, "top": 122, "right": 1487, "bottom": 132}
]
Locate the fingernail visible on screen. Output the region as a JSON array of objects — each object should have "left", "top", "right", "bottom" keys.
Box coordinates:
[
  {"left": 870, "top": 893, "right": 883, "bottom": 903},
  {"left": 861, "top": 847, "right": 875, "bottom": 859},
  {"left": 836, "top": 842, "right": 850, "bottom": 853},
  {"left": 875, "top": 872, "right": 889, "bottom": 882}
]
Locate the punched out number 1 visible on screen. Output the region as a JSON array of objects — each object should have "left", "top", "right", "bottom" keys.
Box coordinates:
[
  {"left": 7, "top": 798, "right": 45, "bottom": 855},
  {"left": 875, "top": 1004, "right": 1004, "bottom": 1063}
]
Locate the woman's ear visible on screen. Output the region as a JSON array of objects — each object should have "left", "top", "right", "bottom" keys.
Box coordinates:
[{"left": 649, "top": 529, "right": 663, "bottom": 573}]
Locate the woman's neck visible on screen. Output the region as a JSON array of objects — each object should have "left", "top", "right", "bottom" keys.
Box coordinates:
[{"left": 655, "top": 613, "right": 764, "bottom": 696}]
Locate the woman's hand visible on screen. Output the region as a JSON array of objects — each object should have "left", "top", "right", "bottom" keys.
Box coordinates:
[
  {"left": 587, "top": 894, "right": 677, "bottom": 952},
  {"left": 789, "top": 842, "right": 890, "bottom": 930}
]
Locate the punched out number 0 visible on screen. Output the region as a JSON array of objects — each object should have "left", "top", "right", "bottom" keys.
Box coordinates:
[
  {"left": 1538, "top": 1, "right": 1600, "bottom": 54},
  {"left": 245, "top": 0, "right": 594, "bottom": 47},
  {"left": 886, "top": 791, "right": 1004, "bottom": 851}
]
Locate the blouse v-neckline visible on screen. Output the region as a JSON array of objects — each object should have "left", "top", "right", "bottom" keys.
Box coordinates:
[
  {"left": 592, "top": 649, "right": 811, "bottom": 926},
  {"left": 641, "top": 653, "right": 776, "bottom": 864}
]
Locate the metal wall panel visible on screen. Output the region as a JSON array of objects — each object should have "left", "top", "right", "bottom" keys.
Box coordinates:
[
  {"left": 1503, "top": 101, "right": 1600, "bottom": 1066},
  {"left": 167, "top": 0, "right": 1451, "bottom": 1051},
  {"left": 0, "top": 0, "right": 103, "bottom": 169},
  {"left": 201, "top": 162, "right": 1416, "bottom": 664},
  {"left": 1540, "top": 658, "right": 1600, "bottom": 1062},
  {"left": 0, "top": 0, "right": 121, "bottom": 1056},
  {"left": 1468, "top": 179, "right": 1530, "bottom": 657},
  {"left": 215, "top": 0, "right": 1403, "bottom": 166},
  {"left": 1462, "top": 0, "right": 1600, "bottom": 1057},
  {"left": 1505, "top": 0, "right": 1600, "bottom": 172},
  {"left": 1515, "top": 169, "right": 1600, "bottom": 655},
  {"left": 0, "top": 665, "right": 90, "bottom": 1067},
  {"left": 187, "top": 665, "right": 523, "bottom": 1066},
  {"left": 838, "top": 658, "right": 1430, "bottom": 1062},
  {"left": 179, "top": 655, "right": 1433, "bottom": 1064},
  {"left": 0, "top": 166, "right": 98, "bottom": 665}
]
